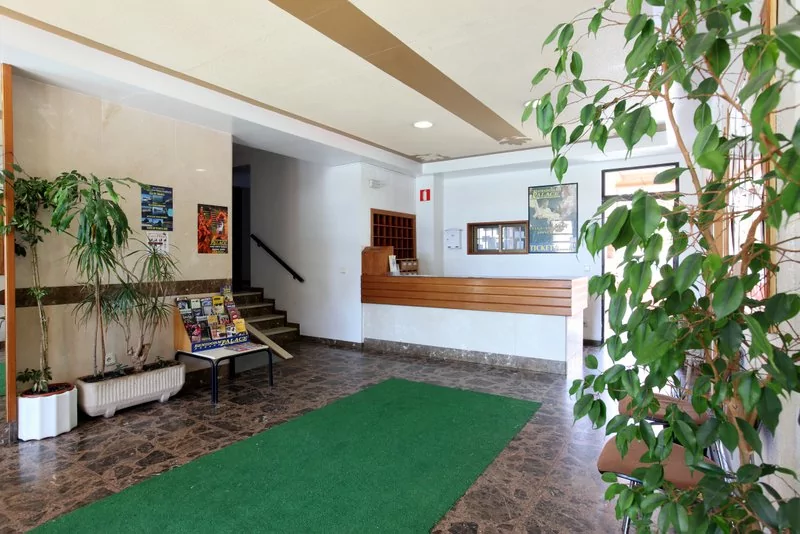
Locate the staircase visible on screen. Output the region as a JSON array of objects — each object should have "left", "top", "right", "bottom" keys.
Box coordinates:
[{"left": 234, "top": 288, "right": 300, "bottom": 345}]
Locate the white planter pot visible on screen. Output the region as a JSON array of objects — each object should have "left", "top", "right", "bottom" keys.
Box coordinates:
[
  {"left": 77, "top": 363, "right": 186, "bottom": 418},
  {"left": 18, "top": 384, "right": 78, "bottom": 441}
]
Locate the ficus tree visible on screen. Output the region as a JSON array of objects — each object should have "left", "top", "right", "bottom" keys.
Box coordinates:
[
  {"left": 1, "top": 166, "right": 53, "bottom": 393},
  {"left": 49, "top": 171, "right": 132, "bottom": 377},
  {"left": 524, "top": 0, "right": 800, "bottom": 531}
]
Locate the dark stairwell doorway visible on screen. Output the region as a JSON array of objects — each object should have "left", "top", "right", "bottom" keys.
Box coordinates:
[{"left": 232, "top": 164, "right": 251, "bottom": 290}]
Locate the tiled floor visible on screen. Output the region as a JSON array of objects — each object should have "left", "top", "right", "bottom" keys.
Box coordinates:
[{"left": 0, "top": 342, "right": 620, "bottom": 533}]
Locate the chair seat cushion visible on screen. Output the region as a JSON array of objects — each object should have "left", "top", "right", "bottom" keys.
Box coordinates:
[
  {"left": 618, "top": 393, "right": 708, "bottom": 425},
  {"left": 597, "top": 438, "right": 707, "bottom": 490}
]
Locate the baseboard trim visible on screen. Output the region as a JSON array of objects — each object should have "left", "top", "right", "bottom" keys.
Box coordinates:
[
  {"left": 300, "top": 336, "right": 363, "bottom": 352},
  {"left": 363, "top": 338, "right": 566, "bottom": 375}
]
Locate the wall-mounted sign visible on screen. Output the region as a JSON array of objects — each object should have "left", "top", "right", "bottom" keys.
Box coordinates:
[
  {"left": 146, "top": 231, "right": 169, "bottom": 254},
  {"left": 419, "top": 189, "right": 431, "bottom": 202},
  {"left": 197, "top": 204, "right": 229, "bottom": 254},
  {"left": 528, "top": 183, "right": 578, "bottom": 253},
  {"left": 141, "top": 184, "right": 174, "bottom": 231}
]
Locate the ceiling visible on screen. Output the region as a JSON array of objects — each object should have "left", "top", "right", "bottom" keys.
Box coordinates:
[{"left": 0, "top": 0, "right": 628, "bottom": 162}]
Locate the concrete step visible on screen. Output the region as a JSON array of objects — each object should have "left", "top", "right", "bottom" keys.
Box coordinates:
[
  {"left": 233, "top": 291, "right": 264, "bottom": 305},
  {"left": 246, "top": 314, "right": 286, "bottom": 330},
  {"left": 237, "top": 302, "right": 276, "bottom": 318},
  {"left": 256, "top": 325, "right": 300, "bottom": 345}
]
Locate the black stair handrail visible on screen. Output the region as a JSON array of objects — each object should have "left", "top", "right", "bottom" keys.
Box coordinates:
[{"left": 250, "top": 234, "right": 305, "bottom": 283}]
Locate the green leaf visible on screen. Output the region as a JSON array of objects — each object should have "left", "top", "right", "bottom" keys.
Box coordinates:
[
  {"left": 758, "top": 387, "right": 781, "bottom": 433},
  {"left": 793, "top": 120, "right": 800, "bottom": 153},
  {"left": 556, "top": 84, "right": 571, "bottom": 115},
  {"left": 747, "top": 491, "right": 779, "bottom": 527},
  {"left": 719, "top": 319, "right": 744, "bottom": 356},
  {"left": 630, "top": 194, "right": 661, "bottom": 239},
  {"left": 594, "top": 85, "right": 610, "bottom": 104},
  {"left": 624, "top": 14, "right": 648, "bottom": 42},
  {"left": 654, "top": 167, "right": 685, "bottom": 184},
  {"left": 697, "top": 151, "right": 728, "bottom": 178},
  {"left": 618, "top": 107, "right": 652, "bottom": 151},
  {"left": 522, "top": 101, "right": 535, "bottom": 123},
  {"left": 572, "top": 79, "right": 587, "bottom": 95},
  {"left": 558, "top": 23, "right": 574, "bottom": 50},
  {"left": 692, "top": 124, "right": 720, "bottom": 159},
  {"left": 551, "top": 125, "right": 567, "bottom": 152},
  {"left": 674, "top": 420, "right": 697, "bottom": 451},
  {"left": 588, "top": 12, "right": 603, "bottom": 35},
  {"left": 685, "top": 32, "right": 718, "bottom": 62},
  {"left": 531, "top": 68, "right": 550, "bottom": 86},
  {"left": 693, "top": 103, "right": 712, "bottom": 130},
  {"left": 674, "top": 253, "right": 703, "bottom": 293},
  {"left": 719, "top": 421, "right": 739, "bottom": 451},
  {"left": 553, "top": 156, "right": 569, "bottom": 181},
  {"left": 601, "top": 471, "right": 618, "bottom": 483},
  {"left": 570, "top": 52, "right": 583, "bottom": 78},
  {"left": 738, "top": 373, "right": 761, "bottom": 414},
  {"left": 569, "top": 125, "right": 585, "bottom": 144},
  {"left": 752, "top": 84, "right": 780, "bottom": 136},
  {"left": 644, "top": 233, "right": 663, "bottom": 262},
  {"left": 706, "top": 39, "right": 731, "bottom": 76},
  {"left": 599, "top": 206, "right": 629, "bottom": 248},
  {"left": 627, "top": 0, "right": 642, "bottom": 16},
  {"left": 764, "top": 293, "right": 800, "bottom": 324},
  {"left": 640, "top": 419, "right": 656, "bottom": 448},
  {"left": 743, "top": 315, "right": 773, "bottom": 359},
  {"left": 580, "top": 104, "right": 596, "bottom": 126},
  {"left": 712, "top": 277, "right": 744, "bottom": 318},
  {"left": 625, "top": 32, "right": 658, "bottom": 73},
  {"left": 738, "top": 67, "right": 777, "bottom": 104},
  {"left": 775, "top": 32, "right": 800, "bottom": 69},
  {"left": 574, "top": 394, "right": 593, "bottom": 419},
  {"left": 536, "top": 101, "right": 555, "bottom": 135},
  {"left": 736, "top": 417, "right": 762, "bottom": 456},
  {"left": 542, "top": 23, "right": 565, "bottom": 48}
]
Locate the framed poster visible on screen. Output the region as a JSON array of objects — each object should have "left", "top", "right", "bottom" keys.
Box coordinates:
[
  {"left": 528, "top": 183, "right": 578, "bottom": 253},
  {"left": 197, "top": 204, "right": 229, "bottom": 254},
  {"left": 146, "top": 231, "right": 169, "bottom": 254},
  {"left": 141, "top": 184, "right": 174, "bottom": 230}
]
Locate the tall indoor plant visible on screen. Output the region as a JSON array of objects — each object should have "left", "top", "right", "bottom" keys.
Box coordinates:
[
  {"left": 3, "top": 166, "right": 78, "bottom": 440},
  {"left": 526, "top": 0, "right": 800, "bottom": 531},
  {"left": 49, "top": 171, "right": 132, "bottom": 377},
  {"left": 76, "top": 237, "right": 185, "bottom": 418}
]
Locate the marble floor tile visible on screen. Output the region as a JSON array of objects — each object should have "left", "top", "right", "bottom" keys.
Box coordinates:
[{"left": 0, "top": 342, "right": 620, "bottom": 533}]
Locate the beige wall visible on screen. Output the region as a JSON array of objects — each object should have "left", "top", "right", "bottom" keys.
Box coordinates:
[{"left": 12, "top": 76, "right": 232, "bottom": 381}]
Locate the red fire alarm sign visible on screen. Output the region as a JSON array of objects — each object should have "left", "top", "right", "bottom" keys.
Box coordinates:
[{"left": 419, "top": 189, "right": 431, "bottom": 202}]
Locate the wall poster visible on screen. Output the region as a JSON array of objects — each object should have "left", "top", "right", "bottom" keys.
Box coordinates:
[
  {"left": 528, "top": 183, "right": 578, "bottom": 253},
  {"left": 146, "top": 231, "right": 169, "bottom": 254},
  {"left": 141, "top": 184, "right": 174, "bottom": 230},
  {"left": 197, "top": 204, "right": 229, "bottom": 254}
]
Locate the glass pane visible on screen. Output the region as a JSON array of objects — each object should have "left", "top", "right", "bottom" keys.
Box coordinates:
[
  {"left": 475, "top": 226, "right": 500, "bottom": 251},
  {"left": 501, "top": 224, "right": 526, "bottom": 251},
  {"left": 603, "top": 165, "right": 678, "bottom": 196}
]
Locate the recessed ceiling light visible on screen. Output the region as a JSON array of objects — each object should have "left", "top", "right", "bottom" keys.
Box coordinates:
[
  {"left": 195, "top": 168, "right": 207, "bottom": 172},
  {"left": 413, "top": 121, "right": 434, "bottom": 129}
]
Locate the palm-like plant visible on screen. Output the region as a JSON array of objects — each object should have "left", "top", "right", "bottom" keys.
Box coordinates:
[
  {"left": 1, "top": 166, "right": 52, "bottom": 393},
  {"left": 50, "top": 171, "right": 132, "bottom": 376},
  {"left": 107, "top": 239, "right": 179, "bottom": 373}
]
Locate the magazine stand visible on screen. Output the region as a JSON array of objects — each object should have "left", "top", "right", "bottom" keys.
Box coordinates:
[{"left": 173, "top": 309, "right": 274, "bottom": 404}]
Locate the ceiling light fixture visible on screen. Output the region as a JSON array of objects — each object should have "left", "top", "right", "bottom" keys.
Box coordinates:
[
  {"left": 195, "top": 168, "right": 207, "bottom": 172},
  {"left": 413, "top": 121, "right": 434, "bottom": 129}
]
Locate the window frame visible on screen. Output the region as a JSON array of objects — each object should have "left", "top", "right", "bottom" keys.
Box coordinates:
[{"left": 467, "top": 220, "right": 528, "bottom": 255}]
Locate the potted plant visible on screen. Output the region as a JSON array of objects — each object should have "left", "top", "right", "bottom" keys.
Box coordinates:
[
  {"left": 49, "top": 171, "right": 132, "bottom": 381},
  {"left": 3, "top": 167, "right": 78, "bottom": 440},
  {"left": 77, "top": 238, "right": 185, "bottom": 417},
  {"left": 527, "top": 0, "right": 799, "bottom": 531}
]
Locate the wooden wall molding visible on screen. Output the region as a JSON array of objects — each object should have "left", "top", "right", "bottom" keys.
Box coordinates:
[
  {"left": 361, "top": 275, "right": 588, "bottom": 317},
  {"left": 2, "top": 63, "right": 16, "bottom": 420},
  {"left": 3, "top": 278, "right": 233, "bottom": 308}
]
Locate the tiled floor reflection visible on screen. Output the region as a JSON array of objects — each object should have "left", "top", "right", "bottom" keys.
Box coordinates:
[{"left": 0, "top": 343, "right": 619, "bottom": 533}]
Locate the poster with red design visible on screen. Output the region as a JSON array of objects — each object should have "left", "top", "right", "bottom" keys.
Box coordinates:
[{"left": 197, "top": 204, "right": 229, "bottom": 254}]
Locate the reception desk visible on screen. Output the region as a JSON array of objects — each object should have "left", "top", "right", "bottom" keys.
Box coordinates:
[{"left": 361, "top": 274, "right": 588, "bottom": 374}]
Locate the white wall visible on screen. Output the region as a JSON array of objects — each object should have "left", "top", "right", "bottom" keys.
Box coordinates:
[
  {"left": 233, "top": 146, "right": 414, "bottom": 343},
  {"left": 432, "top": 153, "right": 683, "bottom": 341}
]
